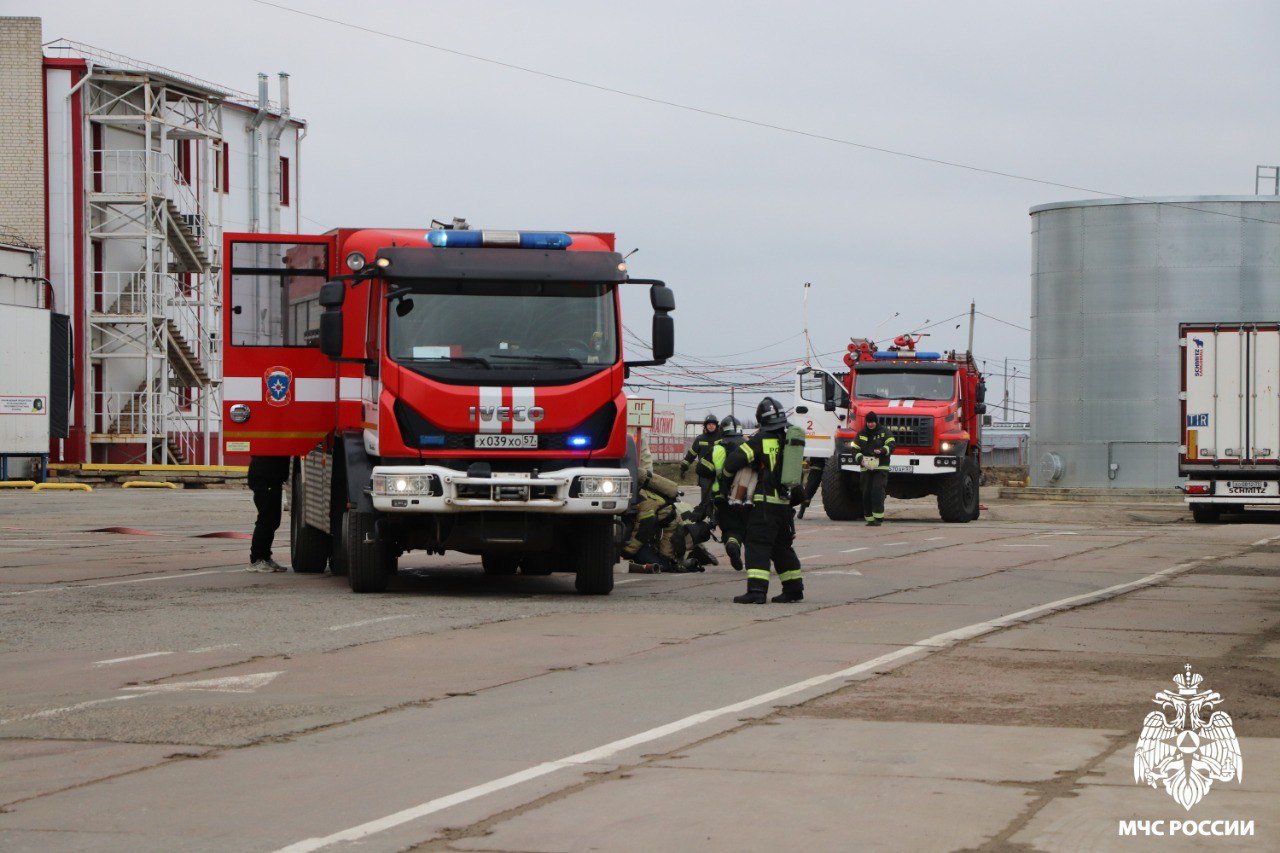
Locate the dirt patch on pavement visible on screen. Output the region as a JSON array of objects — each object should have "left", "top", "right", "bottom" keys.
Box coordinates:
[{"left": 790, "top": 628, "right": 1280, "bottom": 737}]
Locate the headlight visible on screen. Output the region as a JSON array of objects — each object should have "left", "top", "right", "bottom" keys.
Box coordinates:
[
  {"left": 576, "top": 475, "right": 631, "bottom": 500},
  {"left": 345, "top": 251, "right": 366, "bottom": 271},
  {"left": 940, "top": 441, "right": 953, "bottom": 453},
  {"left": 372, "top": 473, "right": 436, "bottom": 496}
]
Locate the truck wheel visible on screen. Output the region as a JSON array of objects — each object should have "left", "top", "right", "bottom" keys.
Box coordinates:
[
  {"left": 346, "top": 510, "right": 390, "bottom": 593},
  {"left": 574, "top": 520, "right": 616, "bottom": 595},
  {"left": 290, "top": 466, "right": 330, "bottom": 573},
  {"left": 938, "top": 459, "right": 979, "bottom": 523},
  {"left": 482, "top": 553, "right": 521, "bottom": 575},
  {"left": 1191, "top": 504, "right": 1222, "bottom": 524},
  {"left": 820, "top": 459, "right": 862, "bottom": 521}
]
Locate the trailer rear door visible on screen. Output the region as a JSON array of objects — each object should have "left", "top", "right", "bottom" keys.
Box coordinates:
[
  {"left": 222, "top": 233, "right": 338, "bottom": 458},
  {"left": 1182, "top": 325, "right": 1280, "bottom": 466}
]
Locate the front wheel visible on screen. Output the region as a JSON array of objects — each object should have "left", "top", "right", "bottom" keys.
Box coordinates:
[
  {"left": 937, "top": 459, "right": 980, "bottom": 523},
  {"left": 820, "top": 459, "right": 863, "bottom": 521},
  {"left": 290, "top": 465, "right": 330, "bottom": 573},
  {"left": 574, "top": 520, "right": 616, "bottom": 595},
  {"left": 346, "top": 510, "right": 390, "bottom": 593}
]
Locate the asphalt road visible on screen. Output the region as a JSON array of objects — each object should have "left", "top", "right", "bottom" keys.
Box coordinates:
[{"left": 1, "top": 491, "right": 1277, "bottom": 851}]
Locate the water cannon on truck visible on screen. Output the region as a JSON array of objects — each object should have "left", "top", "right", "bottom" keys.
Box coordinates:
[
  {"left": 794, "top": 334, "right": 987, "bottom": 522},
  {"left": 221, "top": 223, "right": 675, "bottom": 594}
]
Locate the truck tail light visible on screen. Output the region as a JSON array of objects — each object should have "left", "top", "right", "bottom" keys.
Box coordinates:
[{"left": 1185, "top": 482, "right": 1210, "bottom": 495}]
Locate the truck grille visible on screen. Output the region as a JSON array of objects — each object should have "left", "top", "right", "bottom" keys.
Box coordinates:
[{"left": 879, "top": 415, "right": 933, "bottom": 448}]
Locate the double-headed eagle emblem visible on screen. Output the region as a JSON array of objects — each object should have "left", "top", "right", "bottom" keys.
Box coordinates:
[{"left": 1134, "top": 664, "right": 1242, "bottom": 810}]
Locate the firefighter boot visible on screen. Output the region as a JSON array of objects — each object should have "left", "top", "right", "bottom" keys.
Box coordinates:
[
  {"left": 724, "top": 538, "right": 743, "bottom": 571},
  {"left": 772, "top": 579, "right": 804, "bottom": 603},
  {"left": 733, "top": 578, "right": 769, "bottom": 604}
]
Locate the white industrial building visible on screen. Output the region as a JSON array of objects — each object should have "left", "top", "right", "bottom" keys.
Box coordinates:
[{"left": 0, "top": 17, "right": 307, "bottom": 465}]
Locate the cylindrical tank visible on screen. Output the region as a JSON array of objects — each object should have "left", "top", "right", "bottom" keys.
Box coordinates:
[{"left": 1030, "top": 196, "right": 1280, "bottom": 488}]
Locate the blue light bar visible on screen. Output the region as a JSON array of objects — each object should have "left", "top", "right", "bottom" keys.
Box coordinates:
[
  {"left": 568, "top": 435, "right": 591, "bottom": 448},
  {"left": 872, "top": 351, "right": 942, "bottom": 360},
  {"left": 426, "top": 230, "right": 573, "bottom": 250}
]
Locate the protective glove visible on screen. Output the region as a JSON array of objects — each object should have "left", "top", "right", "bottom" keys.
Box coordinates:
[
  {"left": 679, "top": 463, "right": 689, "bottom": 478},
  {"left": 789, "top": 485, "right": 806, "bottom": 507}
]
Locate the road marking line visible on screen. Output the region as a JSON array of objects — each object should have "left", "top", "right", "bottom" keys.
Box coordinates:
[
  {"left": 879, "top": 542, "right": 908, "bottom": 547},
  {"left": 614, "top": 578, "right": 648, "bottom": 585},
  {"left": 923, "top": 536, "right": 945, "bottom": 541},
  {"left": 840, "top": 547, "right": 868, "bottom": 553},
  {"left": 0, "top": 694, "right": 144, "bottom": 727},
  {"left": 328, "top": 615, "right": 411, "bottom": 631},
  {"left": 809, "top": 569, "right": 863, "bottom": 576},
  {"left": 191, "top": 643, "right": 241, "bottom": 654},
  {"left": 94, "top": 651, "right": 174, "bottom": 667},
  {"left": 999, "top": 543, "right": 1050, "bottom": 548},
  {"left": 273, "top": 557, "right": 1205, "bottom": 853},
  {"left": 1251, "top": 535, "right": 1280, "bottom": 547},
  {"left": 1037, "top": 531, "right": 1078, "bottom": 536},
  {"left": 801, "top": 554, "right": 825, "bottom": 560},
  {"left": 0, "top": 567, "right": 244, "bottom": 597},
  {"left": 122, "top": 671, "right": 282, "bottom": 694}
]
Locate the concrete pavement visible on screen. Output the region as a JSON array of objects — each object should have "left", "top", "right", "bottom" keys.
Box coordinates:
[{"left": 0, "top": 490, "right": 1276, "bottom": 850}]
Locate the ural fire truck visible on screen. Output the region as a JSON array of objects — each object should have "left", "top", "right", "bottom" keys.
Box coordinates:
[
  {"left": 222, "top": 226, "right": 674, "bottom": 594},
  {"left": 794, "top": 336, "right": 987, "bottom": 522},
  {"left": 1180, "top": 323, "right": 1280, "bottom": 522}
]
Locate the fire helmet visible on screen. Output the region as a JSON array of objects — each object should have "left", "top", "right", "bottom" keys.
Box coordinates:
[
  {"left": 755, "top": 397, "right": 789, "bottom": 430},
  {"left": 719, "top": 415, "right": 743, "bottom": 437}
]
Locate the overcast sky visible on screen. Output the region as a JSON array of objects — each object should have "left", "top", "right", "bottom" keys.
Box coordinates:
[{"left": 21, "top": 0, "right": 1280, "bottom": 419}]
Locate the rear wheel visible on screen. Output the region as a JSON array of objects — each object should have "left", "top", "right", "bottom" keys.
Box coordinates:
[
  {"left": 290, "top": 465, "right": 330, "bottom": 573},
  {"left": 481, "top": 553, "right": 521, "bottom": 575},
  {"left": 346, "top": 510, "right": 390, "bottom": 593},
  {"left": 820, "top": 459, "right": 862, "bottom": 521},
  {"left": 1191, "top": 503, "right": 1222, "bottom": 524},
  {"left": 938, "top": 458, "right": 980, "bottom": 523},
  {"left": 574, "top": 520, "right": 616, "bottom": 595}
]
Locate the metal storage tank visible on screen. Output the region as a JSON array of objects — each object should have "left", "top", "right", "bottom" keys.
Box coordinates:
[{"left": 1030, "top": 196, "right": 1280, "bottom": 488}]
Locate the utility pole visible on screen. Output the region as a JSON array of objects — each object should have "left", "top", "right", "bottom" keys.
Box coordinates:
[
  {"left": 967, "top": 301, "right": 976, "bottom": 356},
  {"left": 730, "top": 385, "right": 735, "bottom": 419},
  {"left": 1003, "top": 357, "right": 1009, "bottom": 421},
  {"left": 802, "top": 282, "right": 812, "bottom": 365}
]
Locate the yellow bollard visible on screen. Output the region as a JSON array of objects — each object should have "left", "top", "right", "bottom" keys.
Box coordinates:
[
  {"left": 121, "top": 480, "right": 179, "bottom": 489},
  {"left": 32, "top": 483, "right": 93, "bottom": 492},
  {"left": 0, "top": 480, "right": 37, "bottom": 489}
]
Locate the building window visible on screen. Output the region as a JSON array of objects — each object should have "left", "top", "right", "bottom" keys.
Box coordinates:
[
  {"left": 214, "top": 142, "right": 230, "bottom": 194},
  {"left": 279, "top": 156, "right": 290, "bottom": 206},
  {"left": 175, "top": 139, "right": 192, "bottom": 186}
]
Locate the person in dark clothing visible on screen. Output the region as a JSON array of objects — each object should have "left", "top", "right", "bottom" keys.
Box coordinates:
[
  {"left": 710, "top": 415, "right": 748, "bottom": 570},
  {"left": 852, "top": 411, "right": 895, "bottom": 526},
  {"left": 796, "top": 457, "right": 824, "bottom": 519},
  {"left": 680, "top": 414, "right": 721, "bottom": 506},
  {"left": 247, "top": 456, "right": 291, "bottom": 572},
  {"left": 722, "top": 397, "right": 805, "bottom": 604}
]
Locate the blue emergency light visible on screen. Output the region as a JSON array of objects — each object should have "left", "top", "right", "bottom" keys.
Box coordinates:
[
  {"left": 426, "top": 230, "right": 573, "bottom": 250},
  {"left": 568, "top": 435, "right": 591, "bottom": 448},
  {"left": 872, "top": 351, "right": 942, "bottom": 360}
]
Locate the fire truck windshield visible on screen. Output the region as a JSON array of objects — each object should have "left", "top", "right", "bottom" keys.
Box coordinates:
[
  {"left": 854, "top": 370, "right": 955, "bottom": 401},
  {"left": 387, "top": 280, "right": 618, "bottom": 373}
]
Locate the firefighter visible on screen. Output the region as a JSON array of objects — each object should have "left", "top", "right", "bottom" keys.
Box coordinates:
[
  {"left": 246, "top": 456, "right": 291, "bottom": 572},
  {"left": 622, "top": 484, "right": 717, "bottom": 573},
  {"left": 796, "top": 457, "right": 824, "bottom": 520},
  {"left": 722, "top": 397, "right": 806, "bottom": 604},
  {"left": 711, "top": 415, "right": 748, "bottom": 570},
  {"left": 680, "top": 414, "right": 721, "bottom": 506},
  {"left": 853, "top": 410, "right": 895, "bottom": 526}
]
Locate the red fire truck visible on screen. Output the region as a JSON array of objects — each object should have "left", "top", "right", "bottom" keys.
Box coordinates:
[
  {"left": 796, "top": 336, "right": 987, "bottom": 522},
  {"left": 221, "top": 225, "right": 674, "bottom": 594}
]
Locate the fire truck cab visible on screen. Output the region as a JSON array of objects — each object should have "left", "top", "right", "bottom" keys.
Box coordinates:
[{"left": 221, "top": 225, "right": 674, "bottom": 594}]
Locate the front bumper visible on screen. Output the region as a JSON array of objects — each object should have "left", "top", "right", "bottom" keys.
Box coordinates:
[
  {"left": 839, "top": 453, "right": 961, "bottom": 475},
  {"left": 369, "top": 465, "right": 630, "bottom": 514}
]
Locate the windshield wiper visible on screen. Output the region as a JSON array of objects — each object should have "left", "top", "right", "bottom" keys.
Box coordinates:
[
  {"left": 858, "top": 393, "right": 889, "bottom": 399},
  {"left": 410, "top": 355, "right": 491, "bottom": 368},
  {"left": 488, "top": 353, "right": 584, "bottom": 367}
]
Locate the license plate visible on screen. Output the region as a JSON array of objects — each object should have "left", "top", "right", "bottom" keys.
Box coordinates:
[
  {"left": 1222, "top": 480, "right": 1279, "bottom": 497},
  {"left": 888, "top": 465, "right": 913, "bottom": 474},
  {"left": 474, "top": 434, "right": 538, "bottom": 449}
]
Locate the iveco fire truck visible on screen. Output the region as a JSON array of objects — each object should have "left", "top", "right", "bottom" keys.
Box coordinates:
[
  {"left": 222, "top": 225, "right": 674, "bottom": 594},
  {"left": 794, "top": 336, "right": 987, "bottom": 522},
  {"left": 1180, "top": 322, "right": 1280, "bottom": 522}
]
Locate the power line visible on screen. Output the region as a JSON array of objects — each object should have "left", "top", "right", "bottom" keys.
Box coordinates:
[
  {"left": 250, "top": 0, "right": 1280, "bottom": 229},
  {"left": 976, "top": 311, "right": 1031, "bottom": 332}
]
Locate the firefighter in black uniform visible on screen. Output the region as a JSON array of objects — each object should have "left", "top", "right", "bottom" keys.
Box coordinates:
[
  {"left": 852, "top": 411, "right": 895, "bottom": 526},
  {"left": 722, "top": 398, "right": 805, "bottom": 604},
  {"left": 680, "top": 414, "right": 722, "bottom": 506}
]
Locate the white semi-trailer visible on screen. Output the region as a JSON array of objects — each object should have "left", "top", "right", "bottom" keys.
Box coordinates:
[{"left": 1180, "top": 323, "right": 1280, "bottom": 521}]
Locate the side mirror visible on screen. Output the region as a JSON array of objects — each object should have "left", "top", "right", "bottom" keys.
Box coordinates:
[
  {"left": 975, "top": 380, "right": 987, "bottom": 404},
  {"left": 650, "top": 283, "right": 675, "bottom": 312},
  {"left": 975, "top": 402, "right": 987, "bottom": 415},
  {"left": 651, "top": 314, "right": 674, "bottom": 361},
  {"left": 319, "top": 281, "right": 346, "bottom": 308},
  {"left": 319, "top": 311, "right": 343, "bottom": 359}
]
